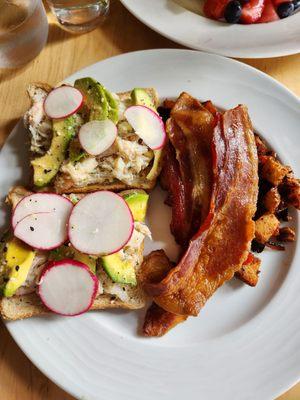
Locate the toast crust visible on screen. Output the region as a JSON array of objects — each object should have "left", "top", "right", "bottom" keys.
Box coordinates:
[
  {"left": 1, "top": 186, "right": 147, "bottom": 320},
  {"left": 51, "top": 87, "right": 162, "bottom": 193},
  {"left": 0, "top": 292, "right": 145, "bottom": 321}
]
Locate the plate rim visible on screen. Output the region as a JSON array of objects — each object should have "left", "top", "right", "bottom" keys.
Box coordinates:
[{"left": 120, "top": 0, "right": 300, "bottom": 59}]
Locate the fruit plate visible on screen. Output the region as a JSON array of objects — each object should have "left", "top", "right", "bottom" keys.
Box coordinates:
[
  {"left": 1, "top": 49, "right": 300, "bottom": 400},
  {"left": 120, "top": 0, "right": 300, "bottom": 58}
]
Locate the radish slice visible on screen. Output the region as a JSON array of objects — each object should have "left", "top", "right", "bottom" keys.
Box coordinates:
[
  {"left": 12, "top": 193, "right": 73, "bottom": 229},
  {"left": 14, "top": 212, "right": 70, "bottom": 250},
  {"left": 44, "top": 86, "right": 83, "bottom": 119},
  {"left": 68, "top": 191, "right": 134, "bottom": 255},
  {"left": 38, "top": 259, "right": 99, "bottom": 316},
  {"left": 78, "top": 120, "right": 117, "bottom": 156},
  {"left": 124, "top": 105, "right": 166, "bottom": 150}
]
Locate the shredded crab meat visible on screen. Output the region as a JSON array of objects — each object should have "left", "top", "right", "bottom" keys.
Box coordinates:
[
  {"left": 23, "top": 87, "right": 52, "bottom": 155},
  {"left": 61, "top": 135, "right": 153, "bottom": 186}
]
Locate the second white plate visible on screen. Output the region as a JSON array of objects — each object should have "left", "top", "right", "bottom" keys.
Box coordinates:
[{"left": 120, "top": 0, "right": 300, "bottom": 58}]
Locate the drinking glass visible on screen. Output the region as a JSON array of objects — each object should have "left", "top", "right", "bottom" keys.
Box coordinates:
[
  {"left": 0, "top": 0, "right": 48, "bottom": 68},
  {"left": 47, "top": 0, "right": 110, "bottom": 33}
]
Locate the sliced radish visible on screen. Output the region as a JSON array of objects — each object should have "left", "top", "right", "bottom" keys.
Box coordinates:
[
  {"left": 68, "top": 191, "right": 134, "bottom": 256},
  {"left": 14, "top": 211, "right": 69, "bottom": 250},
  {"left": 124, "top": 105, "right": 166, "bottom": 150},
  {"left": 38, "top": 259, "right": 99, "bottom": 316},
  {"left": 12, "top": 193, "right": 73, "bottom": 229},
  {"left": 44, "top": 86, "right": 83, "bottom": 119},
  {"left": 78, "top": 120, "right": 117, "bottom": 156}
]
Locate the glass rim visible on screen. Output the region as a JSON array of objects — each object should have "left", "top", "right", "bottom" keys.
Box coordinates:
[{"left": 0, "top": 0, "right": 39, "bottom": 37}]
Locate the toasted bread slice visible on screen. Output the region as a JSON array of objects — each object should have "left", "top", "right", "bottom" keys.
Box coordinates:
[
  {"left": 25, "top": 83, "right": 163, "bottom": 193},
  {"left": 1, "top": 186, "right": 148, "bottom": 320}
]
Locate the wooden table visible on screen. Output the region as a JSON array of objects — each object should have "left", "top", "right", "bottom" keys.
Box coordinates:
[{"left": 0, "top": 1, "right": 299, "bottom": 399}]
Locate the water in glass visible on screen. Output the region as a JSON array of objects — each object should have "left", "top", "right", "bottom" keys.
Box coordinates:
[
  {"left": 0, "top": 0, "right": 48, "bottom": 68},
  {"left": 47, "top": 0, "right": 109, "bottom": 33}
]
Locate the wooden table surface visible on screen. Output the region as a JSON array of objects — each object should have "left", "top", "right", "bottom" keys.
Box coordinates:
[{"left": 0, "top": 1, "right": 299, "bottom": 399}]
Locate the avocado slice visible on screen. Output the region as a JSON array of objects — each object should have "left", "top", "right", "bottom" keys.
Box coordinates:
[
  {"left": 100, "top": 191, "right": 149, "bottom": 285},
  {"left": 31, "top": 114, "right": 81, "bottom": 187},
  {"left": 49, "top": 245, "right": 96, "bottom": 273},
  {"left": 3, "top": 238, "right": 35, "bottom": 297},
  {"left": 73, "top": 250, "right": 96, "bottom": 274},
  {"left": 75, "top": 77, "right": 108, "bottom": 121},
  {"left": 131, "top": 88, "right": 156, "bottom": 111},
  {"left": 101, "top": 254, "right": 137, "bottom": 285},
  {"left": 104, "top": 88, "right": 119, "bottom": 123},
  {"left": 122, "top": 191, "right": 149, "bottom": 222}
]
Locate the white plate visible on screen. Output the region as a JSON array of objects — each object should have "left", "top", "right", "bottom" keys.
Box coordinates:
[
  {"left": 120, "top": 0, "right": 300, "bottom": 58},
  {"left": 1, "top": 49, "right": 300, "bottom": 400}
]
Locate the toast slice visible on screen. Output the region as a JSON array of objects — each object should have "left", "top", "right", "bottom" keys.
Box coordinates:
[
  {"left": 0, "top": 186, "right": 149, "bottom": 320},
  {"left": 24, "top": 82, "right": 164, "bottom": 194}
]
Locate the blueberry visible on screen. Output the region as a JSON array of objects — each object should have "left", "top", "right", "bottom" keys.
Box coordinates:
[
  {"left": 277, "top": 1, "right": 294, "bottom": 18},
  {"left": 224, "top": 0, "right": 242, "bottom": 23},
  {"left": 292, "top": 0, "right": 300, "bottom": 9}
]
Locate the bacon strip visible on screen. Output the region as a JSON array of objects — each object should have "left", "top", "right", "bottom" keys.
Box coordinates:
[
  {"left": 162, "top": 93, "right": 216, "bottom": 246},
  {"left": 144, "top": 105, "right": 258, "bottom": 316}
]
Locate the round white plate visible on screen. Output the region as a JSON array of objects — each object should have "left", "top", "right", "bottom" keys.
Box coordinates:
[
  {"left": 120, "top": 0, "right": 300, "bottom": 58},
  {"left": 1, "top": 49, "right": 300, "bottom": 400}
]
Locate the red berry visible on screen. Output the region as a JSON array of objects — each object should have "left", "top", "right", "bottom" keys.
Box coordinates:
[
  {"left": 257, "top": 0, "right": 280, "bottom": 22},
  {"left": 240, "top": 0, "right": 265, "bottom": 23},
  {"left": 204, "top": 0, "right": 232, "bottom": 19}
]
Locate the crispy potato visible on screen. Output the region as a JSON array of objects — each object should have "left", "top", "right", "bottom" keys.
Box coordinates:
[
  {"left": 279, "top": 176, "right": 300, "bottom": 210},
  {"left": 255, "top": 134, "right": 268, "bottom": 156},
  {"left": 263, "top": 187, "right": 281, "bottom": 213},
  {"left": 235, "top": 256, "right": 261, "bottom": 287},
  {"left": 261, "top": 157, "right": 290, "bottom": 186},
  {"left": 255, "top": 213, "right": 280, "bottom": 243},
  {"left": 277, "top": 227, "right": 295, "bottom": 242}
]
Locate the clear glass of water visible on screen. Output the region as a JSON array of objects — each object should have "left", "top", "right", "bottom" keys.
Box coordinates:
[
  {"left": 47, "top": 0, "right": 110, "bottom": 33},
  {"left": 0, "top": 0, "right": 48, "bottom": 68}
]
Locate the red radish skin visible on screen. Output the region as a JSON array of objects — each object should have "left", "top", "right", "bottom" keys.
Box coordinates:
[
  {"left": 124, "top": 105, "right": 166, "bottom": 150},
  {"left": 12, "top": 192, "right": 73, "bottom": 229},
  {"left": 14, "top": 211, "right": 70, "bottom": 250},
  {"left": 38, "top": 259, "right": 99, "bottom": 316},
  {"left": 68, "top": 191, "right": 134, "bottom": 256},
  {"left": 78, "top": 120, "right": 118, "bottom": 156},
  {"left": 43, "top": 85, "right": 83, "bottom": 119}
]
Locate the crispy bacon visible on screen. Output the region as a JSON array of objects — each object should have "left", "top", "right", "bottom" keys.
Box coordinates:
[
  {"left": 162, "top": 93, "right": 216, "bottom": 246},
  {"left": 143, "top": 303, "right": 187, "bottom": 337},
  {"left": 144, "top": 105, "right": 258, "bottom": 316}
]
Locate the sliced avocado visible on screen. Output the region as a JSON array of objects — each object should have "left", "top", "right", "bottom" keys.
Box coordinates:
[
  {"left": 75, "top": 77, "right": 119, "bottom": 123},
  {"left": 131, "top": 88, "right": 156, "bottom": 111},
  {"left": 122, "top": 191, "right": 149, "bottom": 222},
  {"left": 104, "top": 88, "right": 119, "bottom": 123},
  {"left": 68, "top": 139, "right": 86, "bottom": 163},
  {"left": 74, "top": 77, "right": 108, "bottom": 121},
  {"left": 101, "top": 191, "right": 149, "bottom": 285},
  {"left": 3, "top": 238, "right": 35, "bottom": 297},
  {"left": 49, "top": 245, "right": 96, "bottom": 273},
  {"left": 31, "top": 114, "right": 81, "bottom": 187},
  {"left": 102, "top": 253, "right": 136, "bottom": 285},
  {"left": 73, "top": 250, "right": 96, "bottom": 274}
]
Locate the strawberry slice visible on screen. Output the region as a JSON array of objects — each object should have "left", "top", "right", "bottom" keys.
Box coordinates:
[
  {"left": 257, "top": 0, "right": 279, "bottom": 22},
  {"left": 204, "top": 0, "right": 231, "bottom": 19},
  {"left": 240, "top": 0, "right": 265, "bottom": 23}
]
